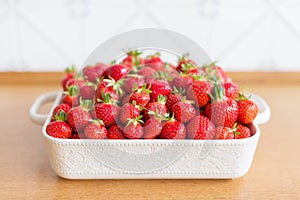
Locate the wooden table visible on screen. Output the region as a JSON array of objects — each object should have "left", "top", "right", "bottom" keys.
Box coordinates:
[{"left": 1, "top": 72, "right": 299, "bottom": 199}]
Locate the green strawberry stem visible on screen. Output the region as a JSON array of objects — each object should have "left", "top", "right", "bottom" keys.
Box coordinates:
[
  {"left": 157, "top": 94, "right": 167, "bottom": 104},
  {"left": 103, "top": 77, "right": 124, "bottom": 96},
  {"left": 126, "top": 115, "right": 144, "bottom": 127},
  {"left": 65, "top": 65, "right": 76, "bottom": 73},
  {"left": 54, "top": 110, "right": 67, "bottom": 122},
  {"left": 79, "top": 97, "right": 94, "bottom": 111},
  {"left": 64, "top": 85, "right": 79, "bottom": 96}
]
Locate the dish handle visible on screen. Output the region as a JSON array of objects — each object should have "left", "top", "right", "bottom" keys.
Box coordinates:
[
  {"left": 250, "top": 93, "right": 271, "bottom": 125},
  {"left": 29, "top": 91, "right": 59, "bottom": 126}
]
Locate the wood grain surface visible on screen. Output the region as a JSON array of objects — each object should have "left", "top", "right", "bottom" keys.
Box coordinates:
[{"left": 0, "top": 72, "right": 299, "bottom": 199}]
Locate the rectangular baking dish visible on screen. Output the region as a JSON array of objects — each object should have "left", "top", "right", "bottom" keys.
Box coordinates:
[{"left": 30, "top": 90, "right": 270, "bottom": 179}]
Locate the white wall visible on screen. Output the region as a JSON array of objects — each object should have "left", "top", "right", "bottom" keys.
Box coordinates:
[{"left": 0, "top": 0, "right": 300, "bottom": 72}]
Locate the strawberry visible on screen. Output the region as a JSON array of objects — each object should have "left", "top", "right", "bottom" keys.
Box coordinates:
[
  {"left": 172, "top": 101, "right": 196, "bottom": 123},
  {"left": 202, "top": 63, "right": 228, "bottom": 83},
  {"left": 176, "top": 54, "right": 197, "bottom": 72},
  {"left": 95, "top": 78, "right": 123, "bottom": 102},
  {"left": 79, "top": 82, "right": 96, "bottom": 100},
  {"left": 178, "top": 63, "right": 200, "bottom": 76},
  {"left": 236, "top": 94, "right": 258, "bottom": 124},
  {"left": 93, "top": 93, "right": 119, "bottom": 127},
  {"left": 107, "top": 125, "right": 125, "bottom": 139},
  {"left": 204, "top": 85, "right": 238, "bottom": 127},
  {"left": 71, "top": 133, "right": 82, "bottom": 139},
  {"left": 171, "top": 74, "right": 194, "bottom": 90},
  {"left": 119, "top": 102, "right": 141, "bottom": 125},
  {"left": 186, "top": 80, "right": 211, "bottom": 108},
  {"left": 233, "top": 123, "right": 251, "bottom": 139},
  {"left": 147, "top": 80, "right": 172, "bottom": 102},
  {"left": 47, "top": 111, "right": 72, "bottom": 139},
  {"left": 129, "top": 84, "right": 151, "bottom": 107},
  {"left": 65, "top": 75, "right": 85, "bottom": 90},
  {"left": 121, "top": 94, "right": 131, "bottom": 105},
  {"left": 166, "top": 93, "right": 183, "bottom": 112},
  {"left": 215, "top": 126, "right": 234, "bottom": 139},
  {"left": 122, "top": 75, "right": 145, "bottom": 93},
  {"left": 123, "top": 116, "right": 144, "bottom": 139},
  {"left": 187, "top": 116, "right": 215, "bottom": 139},
  {"left": 159, "top": 116, "right": 186, "bottom": 139},
  {"left": 122, "top": 50, "right": 145, "bottom": 69},
  {"left": 143, "top": 95, "right": 168, "bottom": 120},
  {"left": 224, "top": 81, "right": 240, "bottom": 99},
  {"left": 62, "top": 65, "right": 76, "bottom": 91},
  {"left": 137, "top": 66, "right": 156, "bottom": 82},
  {"left": 46, "top": 121, "right": 72, "bottom": 139},
  {"left": 51, "top": 103, "right": 71, "bottom": 119},
  {"left": 84, "top": 120, "right": 107, "bottom": 139},
  {"left": 82, "top": 63, "right": 107, "bottom": 83},
  {"left": 144, "top": 52, "right": 164, "bottom": 71},
  {"left": 143, "top": 117, "right": 164, "bottom": 139},
  {"left": 102, "top": 64, "right": 129, "bottom": 81},
  {"left": 62, "top": 85, "right": 80, "bottom": 107},
  {"left": 67, "top": 99, "right": 93, "bottom": 132}
]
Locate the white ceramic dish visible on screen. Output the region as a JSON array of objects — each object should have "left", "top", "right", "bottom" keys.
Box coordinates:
[
  {"left": 29, "top": 29, "right": 270, "bottom": 179},
  {"left": 30, "top": 91, "right": 270, "bottom": 179}
]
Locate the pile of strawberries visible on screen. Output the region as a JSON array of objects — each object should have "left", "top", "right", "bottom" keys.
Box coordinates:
[{"left": 46, "top": 50, "right": 259, "bottom": 140}]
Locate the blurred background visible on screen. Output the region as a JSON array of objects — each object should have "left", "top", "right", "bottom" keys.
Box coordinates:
[{"left": 0, "top": 0, "right": 300, "bottom": 72}]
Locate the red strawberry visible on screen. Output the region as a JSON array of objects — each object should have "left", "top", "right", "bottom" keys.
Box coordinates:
[
  {"left": 82, "top": 63, "right": 107, "bottom": 83},
  {"left": 95, "top": 79, "right": 123, "bottom": 102},
  {"left": 123, "top": 116, "right": 144, "bottom": 139},
  {"left": 65, "top": 76, "right": 85, "bottom": 90},
  {"left": 147, "top": 80, "right": 172, "bottom": 102},
  {"left": 159, "top": 116, "right": 186, "bottom": 139},
  {"left": 46, "top": 121, "right": 72, "bottom": 139},
  {"left": 107, "top": 125, "right": 125, "bottom": 139},
  {"left": 187, "top": 116, "right": 215, "bottom": 139},
  {"left": 93, "top": 93, "right": 119, "bottom": 127},
  {"left": 122, "top": 75, "right": 145, "bottom": 93},
  {"left": 143, "top": 95, "right": 168, "bottom": 120},
  {"left": 62, "top": 65, "right": 76, "bottom": 91},
  {"left": 121, "top": 94, "right": 131, "bottom": 105},
  {"left": 215, "top": 126, "right": 234, "bottom": 139},
  {"left": 79, "top": 82, "right": 96, "bottom": 100},
  {"left": 67, "top": 99, "right": 93, "bottom": 132},
  {"left": 205, "top": 98, "right": 238, "bottom": 127},
  {"left": 166, "top": 93, "right": 183, "bottom": 112},
  {"left": 172, "top": 101, "right": 196, "bottom": 123},
  {"left": 71, "top": 133, "right": 83, "bottom": 139},
  {"left": 47, "top": 110, "right": 72, "bottom": 139},
  {"left": 172, "top": 74, "right": 194, "bottom": 90},
  {"left": 202, "top": 63, "right": 228, "bottom": 83},
  {"left": 119, "top": 102, "right": 141, "bottom": 125},
  {"left": 122, "top": 50, "right": 145, "bottom": 69},
  {"left": 236, "top": 94, "right": 259, "bottom": 124},
  {"left": 178, "top": 63, "right": 200, "bottom": 76},
  {"left": 143, "top": 117, "right": 164, "bottom": 139},
  {"left": 234, "top": 123, "right": 251, "bottom": 139},
  {"left": 137, "top": 66, "right": 156, "bottom": 82},
  {"left": 205, "top": 85, "right": 238, "bottom": 127},
  {"left": 102, "top": 64, "right": 129, "bottom": 81},
  {"left": 129, "top": 84, "right": 151, "bottom": 107},
  {"left": 176, "top": 54, "right": 197, "bottom": 72},
  {"left": 84, "top": 120, "right": 107, "bottom": 139},
  {"left": 144, "top": 52, "right": 164, "bottom": 71},
  {"left": 62, "top": 85, "right": 80, "bottom": 107},
  {"left": 187, "top": 80, "right": 211, "bottom": 108},
  {"left": 224, "top": 82, "right": 240, "bottom": 99},
  {"left": 52, "top": 103, "right": 71, "bottom": 119},
  {"left": 214, "top": 65, "right": 228, "bottom": 82}
]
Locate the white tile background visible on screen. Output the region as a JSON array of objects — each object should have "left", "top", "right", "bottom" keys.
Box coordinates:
[{"left": 0, "top": 0, "right": 300, "bottom": 71}]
